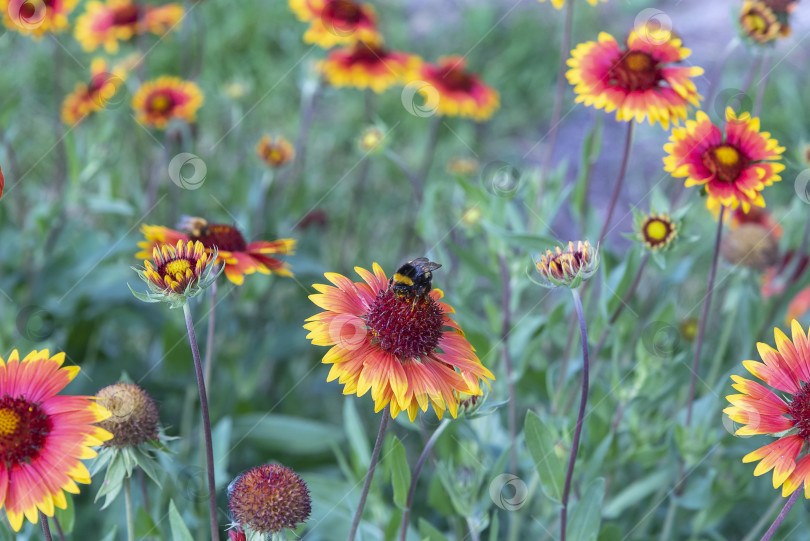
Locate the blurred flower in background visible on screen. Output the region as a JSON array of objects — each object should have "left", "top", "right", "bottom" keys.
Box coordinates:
[
  {"left": 131, "top": 76, "right": 203, "bottom": 129},
  {"left": 538, "top": 0, "right": 606, "bottom": 9},
  {"left": 567, "top": 25, "right": 703, "bottom": 129},
  {"left": 0, "top": 0, "right": 78, "bottom": 37},
  {"left": 305, "top": 263, "right": 494, "bottom": 420},
  {"left": 319, "top": 41, "right": 419, "bottom": 93},
  {"left": 74, "top": 0, "right": 183, "bottom": 52},
  {"left": 137, "top": 218, "right": 296, "bottom": 285},
  {"left": 534, "top": 240, "right": 599, "bottom": 289},
  {"left": 61, "top": 58, "right": 129, "bottom": 125},
  {"left": 289, "top": 0, "right": 380, "bottom": 49},
  {"left": 410, "top": 56, "right": 499, "bottom": 121},
  {"left": 0, "top": 349, "right": 112, "bottom": 531},
  {"left": 256, "top": 135, "right": 296, "bottom": 168},
  {"left": 664, "top": 108, "right": 785, "bottom": 212}
]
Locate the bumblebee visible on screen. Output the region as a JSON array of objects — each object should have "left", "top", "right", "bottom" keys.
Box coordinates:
[{"left": 389, "top": 257, "right": 442, "bottom": 300}]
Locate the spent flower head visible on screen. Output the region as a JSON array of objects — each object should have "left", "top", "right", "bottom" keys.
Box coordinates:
[
  {"left": 96, "top": 383, "right": 160, "bottom": 448},
  {"left": 131, "top": 240, "right": 221, "bottom": 308},
  {"left": 534, "top": 240, "right": 599, "bottom": 289}
]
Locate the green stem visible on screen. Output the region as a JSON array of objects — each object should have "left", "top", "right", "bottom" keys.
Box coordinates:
[
  {"left": 125, "top": 477, "right": 135, "bottom": 541},
  {"left": 182, "top": 303, "right": 220, "bottom": 541},
  {"left": 203, "top": 278, "right": 218, "bottom": 386},
  {"left": 346, "top": 407, "right": 390, "bottom": 541},
  {"left": 398, "top": 418, "right": 451, "bottom": 541},
  {"left": 560, "top": 288, "right": 590, "bottom": 541},
  {"left": 596, "top": 121, "right": 634, "bottom": 247}
]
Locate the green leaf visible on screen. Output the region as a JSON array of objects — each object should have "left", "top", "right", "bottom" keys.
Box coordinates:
[
  {"left": 169, "top": 500, "right": 195, "bottom": 541},
  {"left": 390, "top": 435, "right": 411, "bottom": 509},
  {"left": 54, "top": 495, "right": 75, "bottom": 533},
  {"left": 525, "top": 411, "right": 565, "bottom": 501},
  {"left": 603, "top": 469, "right": 672, "bottom": 518},
  {"left": 132, "top": 446, "right": 162, "bottom": 488},
  {"left": 96, "top": 451, "right": 127, "bottom": 508},
  {"left": 134, "top": 506, "right": 157, "bottom": 538},
  {"left": 566, "top": 478, "right": 606, "bottom": 541},
  {"left": 212, "top": 416, "right": 232, "bottom": 489},
  {"left": 99, "top": 526, "right": 118, "bottom": 541},
  {"left": 344, "top": 398, "right": 370, "bottom": 473},
  {"left": 418, "top": 518, "right": 450, "bottom": 541},
  {"left": 232, "top": 413, "right": 344, "bottom": 455}
]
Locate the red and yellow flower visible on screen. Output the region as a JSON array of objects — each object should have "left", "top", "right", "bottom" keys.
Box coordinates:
[
  {"left": 131, "top": 76, "right": 203, "bottom": 129},
  {"left": 566, "top": 25, "right": 703, "bottom": 129},
  {"left": 664, "top": 107, "right": 785, "bottom": 212},
  {"left": 319, "top": 41, "right": 419, "bottom": 93},
  {"left": 289, "top": 0, "right": 380, "bottom": 49},
  {"left": 0, "top": 0, "right": 78, "bottom": 37},
  {"left": 740, "top": 1, "right": 782, "bottom": 43},
  {"left": 0, "top": 349, "right": 112, "bottom": 531},
  {"left": 62, "top": 58, "right": 129, "bottom": 126},
  {"left": 305, "top": 263, "right": 494, "bottom": 421},
  {"left": 787, "top": 289, "right": 810, "bottom": 323},
  {"left": 409, "top": 56, "right": 499, "bottom": 121},
  {"left": 538, "top": 0, "right": 606, "bottom": 9},
  {"left": 256, "top": 135, "right": 295, "bottom": 168},
  {"left": 725, "top": 321, "right": 810, "bottom": 497},
  {"left": 74, "top": 0, "right": 183, "bottom": 53},
  {"left": 136, "top": 218, "right": 295, "bottom": 286}
]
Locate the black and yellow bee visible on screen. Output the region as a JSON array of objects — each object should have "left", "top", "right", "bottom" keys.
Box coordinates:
[{"left": 389, "top": 257, "right": 442, "bottom": 300}]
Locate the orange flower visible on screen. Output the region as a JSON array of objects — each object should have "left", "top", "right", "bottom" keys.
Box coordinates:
[
  {"left": 538, "top": 0, "right": 606, "bottom": 8},
  {"left": 664, "top": 108, "right": 784, "bottom": 212},
  {"left": 74, "top": 0, "right": 183, "bottom": 52},
  {"left": 131, "top": 76, "right": 203, "bottom": 129},
  {"left": 740, "top": 1, "right": 782, "bottom": 43},
  {"left": 0, "top": 349, "right": 112, "bottom": 531},
  {"left": 305, "top": 263, "right": 494, "bottom": 420},
  {"left": 136, "top": 219, "right": 295, "bottom": 286},
  {"left": 319, "top": 41, "right": 419, "bottom": 93},
  {"left": 61, "top": 58, "right": 129, "bottom": 126},
  {"left": 289, "top": 0, "right": 380, "bottom": 49},
  {"left": 787, "top": 288, "right": 810, "bottom": 323},
  {"left": 725, "top": 321, "right": 810, "bottom": 497},
  {"left": 566, "top": 25, "right": 703, "bottom": 129},
  {"left": 0, "top": 0, "right": 78, "bottom": 37},
  {"left": 409, "top": 56, "right": 499, "bottom": 121},
  {"left": 256, "top": 135, "right": 295, "bottom": 168}
]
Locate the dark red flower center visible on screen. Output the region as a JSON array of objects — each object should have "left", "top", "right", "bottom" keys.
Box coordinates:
[
  {"left": 642, "top": 217, "right": 674, "bottom": 247},
  {"left": 764, "top": 0, "right": 795, "bottom": 13},
  {"left": 191, "top": 224, "right": 248, "bottom": 252},
  {"left": 439, "top": 66, "right": 475, "bottom": 93},
  {"left": 323, "top": 0, "right": 362, "bottom": 25},
  {"left": 0, "top": 395, "right": 51, "bottom": 467},
  {"left": 147, "top": 91, "right": 175, "bottom": 114},
  {"left": 347, "top": 42, "right": 387, "bottom": 65},
  {"left": 366, "top": 289, "right": 444, "bottom": 360},
  {"left": 19, "top": 0, "right": 54, "bottom": 19},
  {"left": 789, "top": 384, "right": 810, "bottom": 440},
  {"left": 610, "top": 51, "right": 661, "bottom": 91},
  {"left": 702, "top": 144, "right": 749, "bottom": 184},
  {"left": 112, "top": 4, "right": 142, "bottom": 25}
]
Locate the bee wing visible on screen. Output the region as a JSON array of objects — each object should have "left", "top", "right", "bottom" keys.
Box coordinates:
[
  {"left": 423, "top": 261, "right": 442, "bottom": 271},
  {"left": 409, "top": 257, "right": 430, "bottom": 266}
]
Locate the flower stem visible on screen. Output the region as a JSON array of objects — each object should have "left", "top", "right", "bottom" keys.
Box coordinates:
[
  {"left": 125, "top": 477, "right": 135, "bottom": 541},
  {"left": 203, "top": 278, "right": 219, "bottom": 386},
  {"left": 560, "top": 288, "right": 590, "bottom": 541},
  {"left": 498, "top": 254, "right": 518, "bottom": 473},
  {"left": 398, "top": 418, "right": 451, "bottom": 541},
  {"left": 596, "top": 121, "right": 634, "bottom": 247},
  {"left": 347, "top": 407, "right": 390, "bottom": 541},
  {"left": 760, "top": 490, "right": 802, "bottom": 541},
  {"left": 182, "top": 302, "right": 221, "bottom": 541},
  {"left": 685, "top": 206, "right": 725, "bottom": 429},
  {"left": 52, "top": 516, "right": 66, "bottom": 541},
  {"left": 40, "top": 512, "right": 53, "bottom": 541}
]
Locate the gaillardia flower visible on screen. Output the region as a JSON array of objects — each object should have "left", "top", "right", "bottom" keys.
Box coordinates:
[
  {"left": 256, "top": 135, "right": 295, "bottom": 168},
  {"left": 566, "top": 25, "right": 703, "bottom": 129},
  {"left": 137, "top": 218, "right": 295, "bottom": 285},
  {"left": 289, "top": 0, "right": 380, "bottom": 48},
  {"left": 131, "top": 76, "right": 203, "bottom": 129},
  {"left": 62, "top": 58, "right": 128, "bottom": 126},
  {"left": 724, "top": 321, "right": 810, "bottom": 497},
  {"left": 534, "top": 240, "right": 599, "bottom": 289},
  {"left": 410, "top": 56, "right": 499, "bottom": 121},
  {"left": 305, "top": 263, "right": 494, "bottom": 420},
  {"left": 0, "top": 0, "right": 78, "bottom": 37},
  {"left": 319, "top": 41, "right": 419, "bottom": 93},
  {"left": 95, "top": 383, "right": 159, "bottom": 448},
  {"left": 0, "top": 349, "right": 113, "bottom": 531},
  {"left": 74, "top": 0, "right": 183, "bottom": 52},
  {"left": 636, "top": 212, "right": 678, "bottom": 251},
  {"left": 663, "top": 107, "right": 785, "bottom": 212},
  {"left": 538, "top": 0, "right": 606, "bottom": 9},
  {"left": 132, "top": 240, "right": 220, "bottom": 308},
  {"left": 740, "top": 1, "right": 782, "bottom": 43},
  {"left": 228, "top": 464, "right": 311, "bottom": 536}
]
